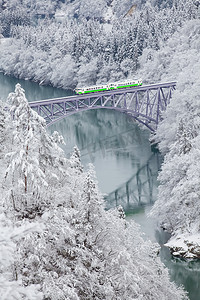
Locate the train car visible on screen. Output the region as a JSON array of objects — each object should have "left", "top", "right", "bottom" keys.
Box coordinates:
[
  {"left": 74, "top": 79, "right": 142, "bottom": 94},
  {"left": 107, "top": 79, "right": 142, "bottom": 90},
  {"left": 74, "top": 84, "right": 107, "bottom": 94}
]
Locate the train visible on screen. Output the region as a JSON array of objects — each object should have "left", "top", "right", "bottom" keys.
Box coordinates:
[{"left": 74, "top": 79, "right": 142, "bottom": 94}]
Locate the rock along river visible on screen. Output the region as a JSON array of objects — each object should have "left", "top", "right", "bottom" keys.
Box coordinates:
[{"left": 1, "top": 72, "right": 200, "bottom": 300}]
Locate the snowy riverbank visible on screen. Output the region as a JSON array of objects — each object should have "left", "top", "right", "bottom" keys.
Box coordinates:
[{"left": 166, "top": 234, "right": 200, "bottom": 259}]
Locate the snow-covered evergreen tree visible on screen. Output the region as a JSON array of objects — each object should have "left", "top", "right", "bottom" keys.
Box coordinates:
[
  {"left": 17, "top": 169, "right": 188, "bottom": 299},
  {"left": 0, "top": 100, "right": 7, "bottom": 148},
  {"left": 4, "top": 84, "right": 49, "bottom": 219},
  {"left": 3, "top": 84, "right": 69, "bottom": 219},
  {"left": 0, "top": 213, "right": 43, "bottom": 300}
]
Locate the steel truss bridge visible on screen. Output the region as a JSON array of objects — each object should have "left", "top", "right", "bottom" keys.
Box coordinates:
[{"left": 29, "top": 82, "right": 176, "bottom": 131}]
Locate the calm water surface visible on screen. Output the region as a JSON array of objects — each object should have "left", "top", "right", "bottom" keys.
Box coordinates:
[
  {"left": 0, "top": 73, "right": 200, "bottom": 300},
  {"left": 0, "top": 72, "right": 73, "bottom": 101}
]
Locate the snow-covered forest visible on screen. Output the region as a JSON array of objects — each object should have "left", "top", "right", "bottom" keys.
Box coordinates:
[
  {"left": 0, "top": 84, "right": 187, "bottom": 299},
  {"left": 0, "top": 0, "right": 199, "bottom": 89},
  {"left": 124, "top": 0, "right": 200, "bottom": 260},
  {"left": 143, "top": 19, "right": 200, "bottom": 258},
  {"left": 0, "top": 0, "right": 200, "bottom": 298}
]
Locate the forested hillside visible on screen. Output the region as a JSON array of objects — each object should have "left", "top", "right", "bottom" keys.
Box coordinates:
[
  {"left": 139, "top": 19, "right": 200, "bottom": 257},
  {"left": 0, "top": 0, "right": 198, "bottom": 89}
]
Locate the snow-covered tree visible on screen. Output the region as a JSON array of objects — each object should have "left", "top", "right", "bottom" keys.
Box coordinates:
[
  {"left": 3, "top": 84, "right": 68, "bottom": 219},
  {"left": 1, "top": 0, "right": 198, "bottom": 89},
  {"left": 17, "top": 169, "right": 188, "bottom": 299},
  {"left": 0, "top": 100, "right": 8, "bottom": 154},
  {"left": 0, "top": 213, "right": 43, "bottom": 300},
  {"left": 4, "top": 84, "right": 48, "bottom": 219}
]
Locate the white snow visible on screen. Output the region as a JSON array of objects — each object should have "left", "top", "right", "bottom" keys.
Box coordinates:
[{"left": 166, "top": 233, "right": 200, "bottom": 258}]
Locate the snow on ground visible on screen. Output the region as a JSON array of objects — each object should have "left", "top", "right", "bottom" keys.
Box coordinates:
[
  {"left": 0, "top": 38, "right": 11, "bottom": 46},
  {"left": 104, "top": 6, "right": 115, "bottom": 22},
  {"left": 54, "top": 10, "right": 67, "bottom": 22},
  {"left": 166, "top": 234, "right": 200, "bottom": 258},
  {"left": 103, "top": 6, "right": 115, "bottom": 32}
]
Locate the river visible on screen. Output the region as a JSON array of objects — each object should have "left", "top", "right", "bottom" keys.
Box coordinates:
[{"left": 1, "top": 72, "right": 200, "bottom": 300}]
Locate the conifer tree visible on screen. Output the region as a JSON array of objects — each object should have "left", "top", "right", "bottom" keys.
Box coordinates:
[
  {"left": 4, "top": 84, "right": 67, "bottom": 219},
  {"left": 4, "top": 84, "right": 48, "bottom": 219}
]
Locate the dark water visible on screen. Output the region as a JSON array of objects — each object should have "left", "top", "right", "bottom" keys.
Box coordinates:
[{"left": 1, "top": 72, "right": 200, "bottom": 300}]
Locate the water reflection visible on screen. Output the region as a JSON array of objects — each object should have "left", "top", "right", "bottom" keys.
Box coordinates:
[
  {"left": 48, "top": 109, "right": 160, "bottom": 197},
  {"left": 105, "top": 153, "right": 161, "bottom": 210},
  {"left": 169, "top": 258, "right": 200, "bottom": 300}
]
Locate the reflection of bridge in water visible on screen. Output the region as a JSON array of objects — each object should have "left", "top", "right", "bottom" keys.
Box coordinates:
[
  {"left": 79, "top": 127, "right": 146, "bottom": 162},
  {"left": 104, "top": 153, "right": 162, "bottom": 211}
]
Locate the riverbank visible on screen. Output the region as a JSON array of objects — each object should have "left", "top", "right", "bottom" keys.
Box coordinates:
[
  {"left": 0, "top": 1, "right": 197, "bottom": 93},
  {"left": 166, "top": 234, "right": 200, "bottom": 259}
]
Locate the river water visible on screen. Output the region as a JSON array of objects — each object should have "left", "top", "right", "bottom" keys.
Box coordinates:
[{"left": 1, "top": 72, "right": 200, "bottom": 300}]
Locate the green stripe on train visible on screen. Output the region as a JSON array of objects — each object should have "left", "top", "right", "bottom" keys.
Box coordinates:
[
  {"left": 117, "top": 84, "right": 139, "bottom": 89},
  {"left": 84, "top": 88, "right": 107, "bottom": 94},
  {"left": 79, "top": 83, "right": 142, "bottom": 94}
]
